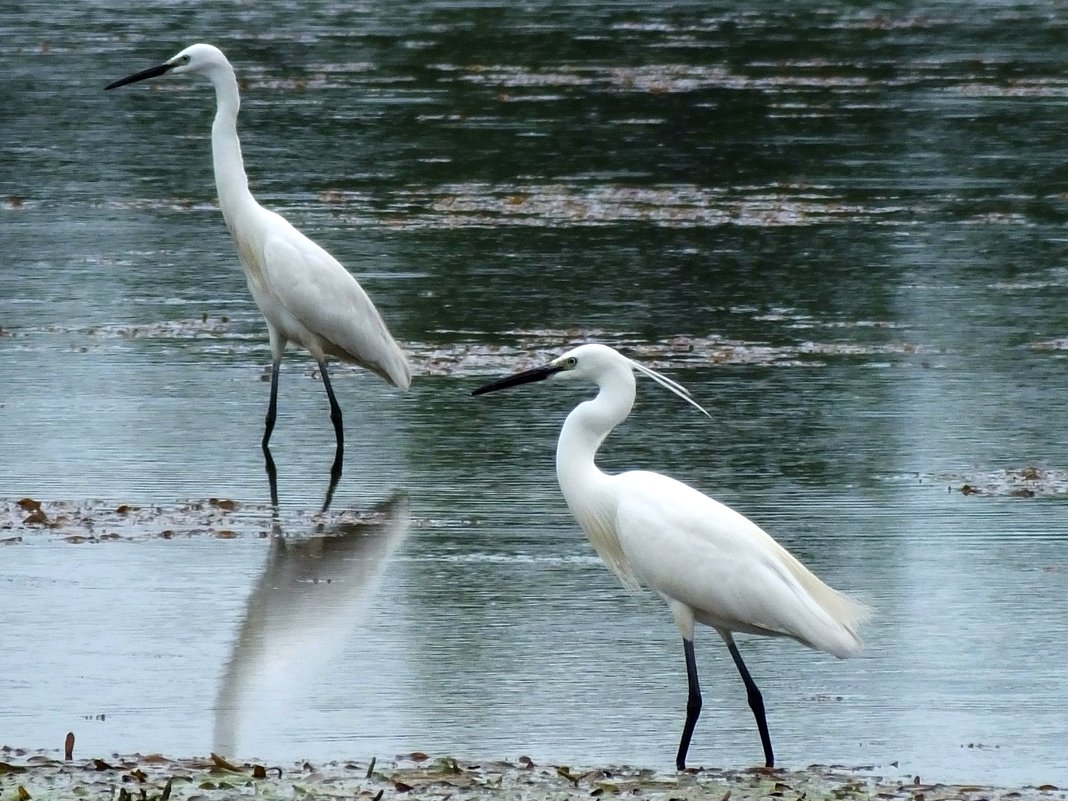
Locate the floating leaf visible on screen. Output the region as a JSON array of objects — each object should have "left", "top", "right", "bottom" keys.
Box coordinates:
[
  {"left": 556, "top": 766, "right": 580, "bottom": 786},
  {"left": 23, "top": 509, "right": 50, "bottom": 525},
  {"left": 209, "top": 753, "right": 241, "bottom": 772}
]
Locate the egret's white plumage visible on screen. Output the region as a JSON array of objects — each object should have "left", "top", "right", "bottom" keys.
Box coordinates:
[
  {"left": 106, "top": 44, "right": 410, "bottom": 481},
  {"left": 474, "top": 343, "right": 869, "bottom": 770}
]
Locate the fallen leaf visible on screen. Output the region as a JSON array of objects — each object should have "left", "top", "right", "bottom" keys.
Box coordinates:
[
  {"left": 557, "top": 766, "right": 579, "bottom": 786},
  {"left": 210, "top": 753, "right": 241, "bottom": 772}
]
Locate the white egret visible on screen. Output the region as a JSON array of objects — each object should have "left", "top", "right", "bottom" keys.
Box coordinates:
[
  {"left": 105, "top": 44, "right": 411, "bottom": 483},
  {"left": 473, "top": 343, "right": 869, "bottom": 770}
]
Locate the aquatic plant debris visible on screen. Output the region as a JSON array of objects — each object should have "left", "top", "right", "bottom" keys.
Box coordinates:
[
  {"left": 6, "top": 316, "right": 930, "bottom": 375},
  {"left": 0, "top": 497, "right": 422, "bottom": 545},
  {"left": 946, "top": 467, "right": 1068, "bottom": 498},
  {"left": 878, "top": 467, "right": 1068, "bottom": 499},
  {"left": 409, "top": 330, "right": 929, "bottom": 376},
  {"left": 0, "top": 751, "right": 1063, "bottom": 801}
]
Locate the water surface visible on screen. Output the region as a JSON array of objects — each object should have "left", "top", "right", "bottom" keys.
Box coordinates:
[{"left": 2, "top": 1, "right": 1068, "bottom": 786}]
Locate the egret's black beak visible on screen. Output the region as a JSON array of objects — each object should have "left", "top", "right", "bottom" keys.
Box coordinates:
[
  {"left": 105, "top": 61, "right": 175, "bottom": 91},
  {"left": 472, "top": 362, "right": 564, "bottom": 396}
]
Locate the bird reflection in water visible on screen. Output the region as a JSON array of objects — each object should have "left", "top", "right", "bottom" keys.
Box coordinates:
[
  {"left": 213, "top": 492, "right": 410, "bottom": 757},
  {"left": 263, "top": 446, "right": 343, "bottom": 513}
]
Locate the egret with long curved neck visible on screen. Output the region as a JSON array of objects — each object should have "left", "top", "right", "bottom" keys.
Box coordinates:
[
  {"left": 106, "top": 44, "right": 411, "bottom": 501},
  {"left": 474, "top": 343, "right": 869, "bottom": 770}
]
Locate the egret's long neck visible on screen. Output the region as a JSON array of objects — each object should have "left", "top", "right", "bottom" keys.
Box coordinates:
[
  {"left": 555, "top": 363, "right": 640, "bottom": 590},
  {"left": 555, "top": 365, "right": 636, "bottom": 500},
  {"left": 208, "top": 66, "right": 254, "bottom": 227}
]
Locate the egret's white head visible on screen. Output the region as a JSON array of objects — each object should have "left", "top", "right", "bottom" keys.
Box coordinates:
[
  {"left": 105, "top": 43, "right": 233, "bottom": 90},
  {"left": 544, "top": 343, "right": 627, "bottom": 382},
  {"left": 472, "top": 342, "right": 712, "bottom": 418},
  {"left": 164, "top": 43, "right": 231, "bottom": 78}
]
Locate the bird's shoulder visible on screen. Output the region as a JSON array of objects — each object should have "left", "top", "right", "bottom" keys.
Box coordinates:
[
  {"left": 259, "top": 216, "right": 343, "bottom": 272},
  {"left": 258, "top": 221, "right": 375, "bottom": 310},
  {"left": 612, "top": 470, "right": 774, "bottom": 550}
]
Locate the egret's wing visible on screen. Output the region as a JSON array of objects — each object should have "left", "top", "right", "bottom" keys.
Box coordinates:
[
  {"left": 260, "top": 221, "right": 411, "bottom": 388},
  {"left": 613, "top": 471, "right": 867, "bottom": 657}
]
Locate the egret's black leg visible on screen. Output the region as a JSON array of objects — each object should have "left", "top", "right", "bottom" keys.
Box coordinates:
[
  {"left": 322, "top": 458, "right": 342, "bottom": 514},
  {"left": 317, "top": 360, "right": 344, "bottom": 510},
  {"left": 725, "top": 636, "right": 774, "bottom": 768},
  {"left": 264, "top": 447, "right": 279, "bottom": 508},
  {"left": 262, "top": 357, "right": 282, "bottom": 508},
  {"left": 262, "top": 357, "right": 282, "bottom": 451},
  {"left": 675, "top": 637, "right": 703, "bottom": 771},
  {"left": 317, "top": 360, "right": 344, "bottom": 453}
]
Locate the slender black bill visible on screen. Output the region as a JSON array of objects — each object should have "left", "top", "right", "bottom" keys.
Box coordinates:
[
  {"left": 105, "top": 61, "right": 175, "bottom": 91},
  {"left": 472, "top": 363, "right": 564, "bottom": 396}
]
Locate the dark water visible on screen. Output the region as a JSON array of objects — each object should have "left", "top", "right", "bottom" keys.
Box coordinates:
[{"left": 2, "top": 1, "right": 1068, "bottom": 786}]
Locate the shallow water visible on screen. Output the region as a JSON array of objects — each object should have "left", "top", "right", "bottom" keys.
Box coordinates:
[{"left": 2, "top": 0, "right": 1068, "bottom": 787}]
